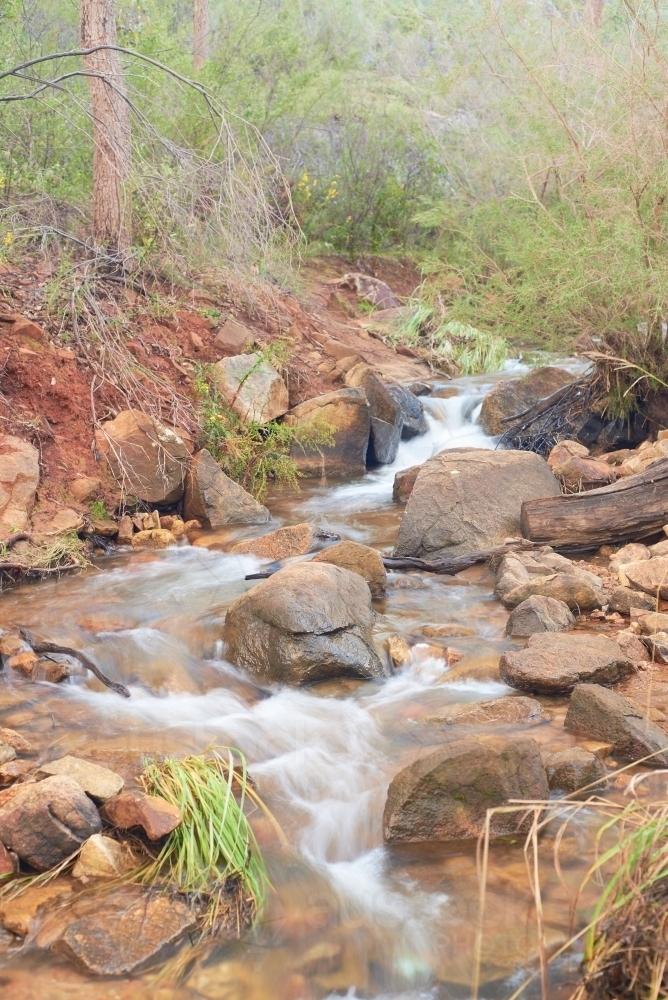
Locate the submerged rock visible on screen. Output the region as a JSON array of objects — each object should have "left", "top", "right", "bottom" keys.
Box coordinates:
[
  {"left": 284, "top": 387, "right": 370, "bottom": 476},
  {"left": 505, "top": 595, "right": 575, "bottom": 636},
  {"left": 500, "top": 633, "right": 634, "bottom": 695},
  {"left": 231, "top": 522, "right": 337, "bottom": 560},
  {"left": 424, "top": 695, "right": 544, "bottom": 727},
  {"left": 0, "top": 880, "right": 73, "bottom": 937},
  {"left": 383, "top": 735, "right": 549, "bottom": 843},
  {"left": 94, "top": 410, "right": 188, "bottom": 504},
  {"left": 184, "top": 448, "right": 269, "bottom": 528},
  {"left": 0, "top": 775, "right": 101, "bottom": 870},
  {"left": 545, "top": 747, "right": 605, "bottom": 794},
  {"left": 393, "top": 448, "right": 560, "bottom": 559},
  {"left": 225, "top": 561, "right": 388, "bottom": 685},
  {"left": 565, "top": 683, "right": 668, "bottom": 766},
  {"left": 36, "top": 756, "right": 123, "bottom": 803},
  {"left": 312, "top": 539, "right": 387, "bottom": 598}
]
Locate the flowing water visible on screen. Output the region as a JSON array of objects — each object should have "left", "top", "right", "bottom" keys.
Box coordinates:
[{"left": 0, "top": 367, "right": 641, "bottom": 1000}]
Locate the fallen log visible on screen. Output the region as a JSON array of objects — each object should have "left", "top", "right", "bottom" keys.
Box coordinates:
[
  {"left": 19, "top": 627, "right": 131, "bottom": 698},
  {"left": 521, "top": 457, "right": 668, "bottom": 549}
]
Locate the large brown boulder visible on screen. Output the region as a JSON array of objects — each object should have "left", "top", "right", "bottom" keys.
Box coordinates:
[
  {"left": 312, "top": 540, "right": 387, "bottom": 598},
  {"left": 393, "top": 448, "right": 560, "bottom": 559},
  {"left": 383, "top": 735, "right": 549, "bottom": 843},
  {"left": 284, "top": 388, "right": 370, "bottom": 476},
  {"left": 480, "top": 367, "right": 574, "bottom": 436},
  {"left": 500, "top": 633, "right": 634, "bottom": 695},
  {"left": 345, "top": 363, "right": 403, "bottom": 464},
  {"left": 0, "top": 775, "right": 102, "bottom": 870},
  {"left": 95, "top": 410, "right": 188, "bottom": 504},
  {"left": 565, "top": 683, "right": 668, "bottom": 765},
  {"left": 0, "top": 434, "right": 40, "bottom": 532},
  {"left": 183, "top": 449, "right": 269, "bottom": 528},
  {"left": 225, "top": 561, "right": 388, "bottom": 685},
  {"left": 505, "top": 595, "right": 574, "bottom": 636},
  {"left": 214, "top": 353, "right": 289, "bottom": 424}
]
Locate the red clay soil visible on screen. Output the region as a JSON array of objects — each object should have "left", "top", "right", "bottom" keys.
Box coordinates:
[{"left": 0, "top": 252, "right": 430, "bottom": 518}]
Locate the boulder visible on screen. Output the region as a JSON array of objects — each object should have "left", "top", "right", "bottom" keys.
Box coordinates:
[
  {"left": 633, "top": 610, "right": 668, "bottom": 634},
  {"left": 547, "top": 440, "right": 590, "bottom": 469},
  {"left": 624, "top": 556, "right": 668, "bottom": 599},
  {"left": 0, "top": 434, "right": 40, "bottom": 532},
  {"left": 231, "top": 523, "right": 338, "bottom": 560},
  {"left": 72, "top": 834, "right": 137, "bottom": 880},
  {"left": 285, "top": 388, "right": 370, "bottom": 476},
  {"left": 608, "top": 586, "right": 655, "bottom": 614},
  {"left": 0, "top": 744, "right": 15, "bottom": 766},
  {"left": 383, "top": 735, "right": 549, "bottom": 843},
  {"left": 213, "top": 317, "right": 254, "bottom": 353},
  {"left": 425, "top": 695, "right": 544, "bottom": 727},
  {"left": 495, "top": 550, "right": 605, "bottom": 610},
  {"left": 386, "top": 384, "right": 428, "bottom": 439},
  {"left": 94, "top": 410, "right": 188, "bottom": 504},
  {"left": 100, "top": 790, "right": 181, "bottom": 841},
  {"left": 312, "top": 540, "right": 387, "bottom": 598},
  {"left": 36, "top": 756, "right": 123, "bottom": 803},
  {"left": 500, "top": 633, "right": 634, "bottom": 694},
  {"left": 0, "top": 775, "right": 102, "bottom": 870},
  {"left": 345, "top": 363, "right": 403, "bottom": 464},
  {"left": 116, "top": 514, "right": 134, "bottom": 546},
  {"left": 183, "top": 448, "right": 269, "bottom": 528},
  {"left": 213, "top": 353, "right": 289, "bottom": 424},
  {"left": 55, "top": 892, "right": 196, "bottom": 975},
  {"left": 69, "top": 477, "right": 101, "bottom": 503},
  {"left": 551, "top": 455, "right": 618, "bottom": 489},
  {"left": 565, "top": 683, "right": 668, "bottom": 765},
  {"left": 614, "top": 629, "right": 651, "bottom": 665},
  {"left": 392, "top": 464, "right": 421, "bottom": 503},
  {"left": 225, "top": 561, "right": 388, "bottom": 685},
  {"left": 0, "top": 727, "right": 32, "bottom": 752},
  {"left": 130, "top": 528, "right": 177, "bottom": 550},
  {"left": 610, "top": 542, "right": 651, "bottom": 571},
  {"left": 480, "top": 367, "right": 574, "bottom": 436},
  {"left": 393, "top": 449, "right": 560, "bottom": 559},
  {"left": 545, "top": 747, "right": 605, "bottom": 793},
  {"left": 505, "top": 595, "right": 575, "bottom": 636}
]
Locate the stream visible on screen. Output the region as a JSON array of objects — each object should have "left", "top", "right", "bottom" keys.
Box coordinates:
[{"left": 0, "top": 367, "right": 643, "bottom": 1000}]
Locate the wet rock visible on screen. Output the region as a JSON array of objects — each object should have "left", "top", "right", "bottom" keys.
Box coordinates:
[
  {"left": 72, "top": 834, "right": 137, "bottom": 880},
  {"left": 614, "top": 629, "right": 651, "bottom": 665},
  {"left": 32, "top": 657, "right": 81, "bottom": 684},
  {"left": 565, "top": 683, "right": 668, "bottom": 765},
  {"left": 0, "top": 880, "right": 73, "bottom": 936},
  {"left": 480, "top": 367, "right": 574, "bottom": 436},
  {"left": 225, "top": 561, "right": 388, "bottom": 685},
  {"left": 545, "top": 747, "right": 605, "bottom": 793},
  {"left": 214, "top": 353, "right": 289, "bottom": 424},
  {"left": 184, "top": 448, "right": 270, "bottom": 528},
  {"left": 345, "top": 363, "right": 403, "bottom": 464},
  {"left": 0, "top": 635, "right": 25, "bottom": 657},
  {"left": 232, "top": 523, "right": 338, "bottom": 561},
  {"left": 213, "top": 317, "right": 254, "bottom": 354},
  {"left": 0, "top": 745, "right": 16, "bottom": 766},
  {"left": 0, "top": 728, "right": 32, "bottom": 753},
  {"left": 608, "top": 586, "right": 655, "bottom": 614},
  {"left": 0, "top": 434, "right": 40, "bottom": 532},
  {"left": 383, "top": 735, "right": 549, "bottom": 843},
  {"left": 386, "top": 384, "right": 428, "bottom": 439},
  {"left": 312, "top": 540, "right": 387, "bottom": 598},
  {"left": 100, "top": 789, "right": 182, "bottom": 840},
  {"left": 69, "top": 477, "right": 101, "bottom": 503},
  {"left": 624, "top": 556, "right": 668, "bottom": 598},
  {"left": 116, "top": 514, "right": 134, "bottom": 546},
  {"left": 0, "top": 760, "right": 32, "bottom": 785},
  {"left": 7, "top": 650, "right": 40, "bottom": 677},
  {"left": 54, "top": 892, "right": 196, "bottom": 975},
  {"left": 392, "top": 464, "right": 421, "bottom": 503},
  {"left": 393, "top": 449, "right": 560, "bottom": 559},
  {"left": 295, "top": 940, "right": 343, "bottom": 976},
  {"left": 0, "top": 776, "right": 102, "bottom": 870},
  {"left": 495, "top": 551, "right": 605, "bottom": 610},
  {"left": 505, "top": 595, "right": 574, "bottom": 636},
  {"left": 36, "top": 756, "right": 123, "bottom": 803},
  {"left": 425, "top": 695, "right": 544, "bottom": 727},
  {"left": 386, "top": 634, "right": 411, "bottom": 668},
  {"left": 500, "top": 633, "right": 634, "bottom": 694},
  {"left": 130, "top": 528, "right": 177, "bottom": 550},
  {"left": 417, "top": 623, "right": 476, "bottom": 638},
  {"left": 94, "top": 410, "right": 188, "bottom": 504},
  {"left": 285, "top": 387, "right": 370, "bottom": 476}
]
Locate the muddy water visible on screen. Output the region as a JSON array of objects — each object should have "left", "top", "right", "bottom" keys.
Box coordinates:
[{"left": 0, "top": 369, "right": 645, "bottom": 999}]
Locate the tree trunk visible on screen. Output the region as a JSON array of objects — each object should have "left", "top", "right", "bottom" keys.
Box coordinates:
[
  {"left": 193, "top": 0, "right": 209, "bottom": 71},
  {"left": 585, "top": 0, "right": 604, "bottom": 30},
  {"left": 521, "top": 459, "right": 668, "bottom": 549},
  {"left": 79, "top": 0, "right": 132, "bottom": 260}
]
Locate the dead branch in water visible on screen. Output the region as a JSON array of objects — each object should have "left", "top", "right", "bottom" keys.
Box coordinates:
[{"left": 19, "top": 627, "right": 130, "bottom": 698}]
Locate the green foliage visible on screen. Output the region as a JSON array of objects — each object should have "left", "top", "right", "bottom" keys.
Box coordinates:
[
  {"left": 193, "top": 359, "right": 334, "bottom": 501},
  {"left": 89, "top": 500, "right": 108, "bottom": 520}
]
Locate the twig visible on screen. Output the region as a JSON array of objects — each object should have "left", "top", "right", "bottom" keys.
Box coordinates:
[{"left": 18, "top": 627, "right": 130, "bottom": 698}]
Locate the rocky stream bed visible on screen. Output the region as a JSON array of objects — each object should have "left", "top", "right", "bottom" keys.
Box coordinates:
[{"left": 1, "top": 363, "right": 668, "bottom": 1000}]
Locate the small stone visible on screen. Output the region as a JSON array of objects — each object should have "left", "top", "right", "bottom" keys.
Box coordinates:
[
  {"left": 32, "top": 658, "right": 76, "bottom": 683},
  {"left": 159, "top": 515, "right": 174, "bottom": 530},
  {"left": 505, "top": 595, "right": 574, "bottom": 636},
  {"left": 425, "top": 695, "right": 544, "bottom": 727},
  {"left": 565, "top": 683, "right": 668, "bottom": 766},
  {"left": 0, "top": 745, "right": 16, "bottom": 766},
  {"left": 48, "top": 509, "right": 83, "bottom": 533},
  {"left": 0, "top": 760, "right": 32, "bottom": 785},
  {"left": 417, "top": 623, "right": 476, "bottom": 638},
  {"left": 214, "top": 317, "right": 254, "bottom": 353},
  {"left": 386, "top": 634, "right": 411, "bottom": 668},
  {"left": 69, "top": 477, "right": 102, "bottom": 504},
  {"left": 633, "top": 610, "right": 668, "bottom": 634},
  {"left": 183, "top": 519, "right": 201, "bottom": 533},
  {"left": 642, "top": 632, "right": 668, "bottom": 663},
  {"left": 0, "top": 636, "right": 25, "bottom": 658},
  {"left": 88, "top": 518, "right": 118, "bottom": 537},
  {"left": 614, "top": 629, "right": 651, "bottom": 664},
  {"left": 72, "top": 834, "right": 137, "bottom": 880},
  {"left": 36, "top": 756, "right": 124, "bottom": 803},
  {"left": 130, "top": 528, "right": 177, "bottom": 550},
  {"left": 54, "top": 892, "right": 196, "bottom": 975},
  {"left": 0, "top": 841, "right": 16, "bottom": 878},
  {"left": 169, "top": 517, "right": 186, "bottom": 537},
  {"left": 0, "top": 880, "right": 73, "bottom": 937},
  {"left": 649, "top": 539, "right": 668, "bottom": 557},
  {"left": 545, "top": 747, "right": 605, "bottom": 794},
  {"left": 231, "top": 523, "right": 338, "bottom": 561},
  {"left": 7, "top": 651, "right": 40, "bottom": 677},
  {"left": 295, "top": 940, "right": 343, "bottom": 976},
  {"left": 609, "top": 542, "right": 650, "bottom": 572},
  {"left": 100, "top": 790, "right": 182, "bottom": 840},
  {"left": 116, "top": 514, "right": 134, "bottom": 546},
  {"left": 579, "top": 740, "right": 614, "bottom": 759}
]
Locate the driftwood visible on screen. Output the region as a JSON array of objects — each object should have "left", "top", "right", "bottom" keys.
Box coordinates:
[
  {"left": 521, "top": 457, "right": 668, "bottom": 549},
  {"left": 19, "top": 627, "right": 131, "bottom": 698}
]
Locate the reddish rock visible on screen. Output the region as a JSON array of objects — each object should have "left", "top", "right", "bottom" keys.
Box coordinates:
[
  {"left": 69, "top": 476, "right": 101, "bottom": 503},
  {"left": 0, "top": 879, "right": 73, "bottom": 936},
  {"left": 100, "top": 789, "right": 182, "bottom": 840},
  {"left": 0, "top": 434, "right": 40, "bottom": 532},
  {"left": 0, "top": 840, "right": 16, "bottom": 877},
  {"left": 392, "top": 464, "right": 421, "bottom": 503}
]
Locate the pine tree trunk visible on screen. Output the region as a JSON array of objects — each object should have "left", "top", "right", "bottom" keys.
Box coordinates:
[
  {"left": 79, "top": 0, "right": 132, "bottom": 261},
  {"left": 193, "top": 0, "right": 209, "bottom": 71},
  {"left": 585, "top": 0, "right": 604, "bottom": 30}
]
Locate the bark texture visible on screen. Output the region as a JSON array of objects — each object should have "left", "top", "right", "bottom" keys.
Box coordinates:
[
  {"left": 80, "top": 0, "right": 131, "bottom": 257},
  {"left": 193, "top": 0, "right": 209, "bottom": 71}
]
